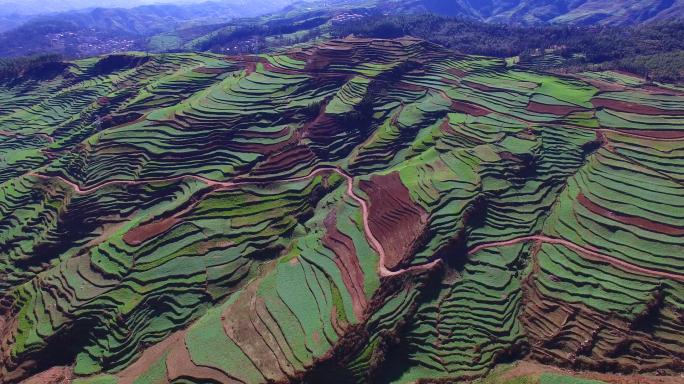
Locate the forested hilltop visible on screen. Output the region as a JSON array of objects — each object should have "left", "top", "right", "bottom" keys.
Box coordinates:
[{"left": 331, "top": 15, "right": 684, "bottom": 85}]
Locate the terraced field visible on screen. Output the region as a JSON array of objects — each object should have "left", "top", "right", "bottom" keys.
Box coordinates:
[{"left": 0, "top": 38, "right": 683, "bottom": 384}]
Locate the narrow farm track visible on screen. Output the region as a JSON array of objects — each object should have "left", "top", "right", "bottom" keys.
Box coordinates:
[
  {"left": 29, "top": 167, "right": 437, "bottom": 277},
  {"left": 468, "top": 235, "right": 684, "bottom": 282}
]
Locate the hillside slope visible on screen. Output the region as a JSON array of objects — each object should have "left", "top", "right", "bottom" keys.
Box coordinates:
[{"left": 1, "top": 39, "right": 684, "bottom": 383}]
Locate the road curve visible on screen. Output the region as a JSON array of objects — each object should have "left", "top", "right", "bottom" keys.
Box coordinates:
[{"left": 29, "top": 167, "right": 437, "bottom": 277}]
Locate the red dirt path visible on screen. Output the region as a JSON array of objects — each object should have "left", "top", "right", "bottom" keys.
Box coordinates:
[{"left": 29, "top": 167, "right": 438, "bottom": 277}]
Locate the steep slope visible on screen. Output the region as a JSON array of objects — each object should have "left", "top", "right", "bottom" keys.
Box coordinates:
[{"left": 0, "top": 38, "right": 683, "bottom": 383}]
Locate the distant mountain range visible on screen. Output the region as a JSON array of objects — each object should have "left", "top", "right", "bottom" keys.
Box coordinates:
[
  {"left": 0, "top": 0, "right": 295, "bottom": 33},
  {"left": 0, "top": 0, "right": 204, "bottom": 16},
  {"left": 386, "top": 0, "right": 684, "bottom": 25},
  {"left": 2, "top": 0, "right": 683, "bottom": 36},
  {"left": 1, "top": 0, "right": 683, "bottom": 58}
]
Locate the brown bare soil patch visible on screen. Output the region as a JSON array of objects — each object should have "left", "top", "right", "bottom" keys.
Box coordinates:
[
  {"left": 396, "top": 82, "right": 428, "bottom": 92},
  {"left": 359, "top": 172, "right": 428, "bottom": 271},
  {"left": 19, "top": 366, "right": 72, "bottom": 384},
  {"left": 220, "top": 262, "right": 290, "bottom": 382},
  {"left": 582, "top": 78, "right": 628, "bottom": 92},
  {"left": 616, "top": 129, "right": 684, "bottom": 139},
  {"left": 494, "top": 361, "right": 684, "bottom": 384},
  {"left": 611, "top": 70, "right": 644, "bottom": 80},
  {"left": 450, "top": 100, "right": 491, "bottom": 117},
  {"left": 166, "top": 342, "right": 240, "bottom": 383},
  {"left": 116, "top": 331, "right": 184, "bottom": 384},
  {"left": 462, "top": 80, "right": 499, "bottom": 92},
  {"left": 592, "top": 98, "right": 684, "bottom": 116},
  {"left": 123, "top": 217, "right": 180, "bottom": 246},
  {"left": 642, "top": 85, "right": 684, "bottom": 96},
  {"left": 239, "top": 126, "right": 291, "bottom": 139},
  {"left": 447, "top": 68, "right": 467, "bottom": 78},
  {"left": 527, "top": 101, "right": 588, "bottom": 115},
  {"left": 249, "top": 145, "right": 315, "bottom": 177},
  {"left": 192, "top": 67, "right": 230, "bottom": 74},
  {"left": 439, "top": 119, "right": 485, "bottom": 144},
  {"left": 577, "top": 192, "right": 684, "bottom": 236},
  {"left": 321, "top": 209, "right": 367, "bottom": 320}
]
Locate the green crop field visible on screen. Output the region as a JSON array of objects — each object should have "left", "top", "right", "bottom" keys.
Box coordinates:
[{"left": 0, "top": 37, "right": 683, "bottom": 384}]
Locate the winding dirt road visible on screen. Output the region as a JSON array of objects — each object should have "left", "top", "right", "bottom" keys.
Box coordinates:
[
  {"left": 29, "top": 167, "right": 437, "bottom": 277},
  {"left": 29, "top": 167, "right": 684, "bottom": 282}
]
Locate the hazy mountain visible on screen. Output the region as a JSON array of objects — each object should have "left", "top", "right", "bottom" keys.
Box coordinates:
[
  {"left": 0, "top": 0, "right": 210, "bottom": 16},
  {"left": 386, "top": 0, "right": 684, "bottom": 25},
  {"left": 31, "top": 0, "right": 295, "bottom": 35}
]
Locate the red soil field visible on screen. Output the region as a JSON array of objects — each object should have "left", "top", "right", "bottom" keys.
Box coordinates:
[
  {"left": 123, "top": 217, "right": 180, "bottom": 246},
  {"left": 611, "top": 70, "right": 644, "bottom": 79},
  {"left": 592, "top": 98, "right": 684, "bottom": 115},
  {"left": 359, "top": 172, "right": 428, "bottom": 271},
  {"left": 447, "top": 68, "right": 467, "bottom": 78},
  {"left": 322, "top": 209, "right": 367, "bottom": 320},
  {"left": 614, "top": 129, "right": 684, "bottom": 140},
  {"left": 526, "top": 101, "right": 588, "bottom": 115},
  {"left": 450, "top": 100, "right": 491, "bottom": 116},
  {"left": 642, "top": 85, "right": 684, "bottom": 96},
  {"left": 462, "top": 80, "right": 500, "bottom": 92},
  {"left": 249, "top": 145, "right": 316, "bottom": 177},
  {"left": 192, "top": 67, "right": 232, "bottom": 74},
  {"left": 577, "top": 192, "right": 684, "bottom": 237}
]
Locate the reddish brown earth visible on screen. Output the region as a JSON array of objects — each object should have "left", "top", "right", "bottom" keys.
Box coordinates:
[
  {"left": 450, "top": 100, "right": 491, "bottom": 116},
  {"left": 495, "top": 359, "right": 684, "bottom": 383},
  {"left": 468, "top": 235, "right": 684, "bottom": 281},
  {"left": 439, "top": 118, "right": 486, "bottom": 144},
  {"left": 192, "top": 67, "right": 231, "bottom": 74},
  {"left": 239, "top": 126, "right": 291, "bottom": 139},
  {"left": 322, "top": 209, "right": 367, "bottom": 320},
  {"left": 115, "top": 331, "right": 184, "bottom": 384},
  {"left": 166, "top": 341, "right": 240, "bottom": 383},
  {"left": 527, "top": 101, "right": 589, "bottom": 115},
  {"left": 249, "top": 145, "right": 316, "bottom": 177},
  {"left": 447, "top": 68, "right": 467, "bottom": 78},
  {"left": 462, "top": 80, "right": 500, "bottom": 92},
  {"left": 577, "top": 192, "right": 684, "bottom": 236},
  {"left": 642, "top": 85, "right": 684, "bottom": 96},
  {"left": 123, "top": 217, "right": 180, "bottom": 246},
  {"left": 359, "top": 172, "right": 428, "bottom": 271},
  {"left": 19, "top": 366, "right": 71, "bottom": 384},
  {"left": 611, "top": 70, "right": 645, "bottom": 80},
  {"left": 580, "top": 78, "right": 629, "bottom": 92},
  {"left": 592, "top": 98, "right": 684, "bottom": 115},
  {"left": 396, "top": 82, "right": 430, "bottom": 92},
  {"left": 614, "top": 129, "right": 684, "bottom": 140}
]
